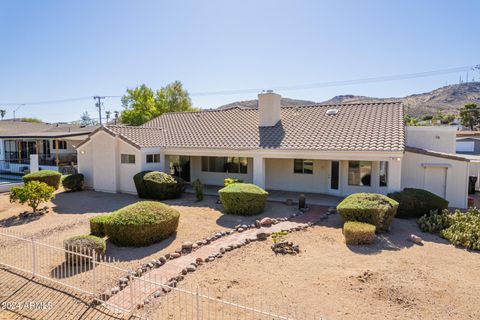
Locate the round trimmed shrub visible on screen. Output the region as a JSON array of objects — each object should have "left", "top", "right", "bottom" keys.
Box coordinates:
[
  {"left": 219, "top": 183, "right": 268, "bottom": 216},
  {"left": 337, "top": 193, "right": 398, "bottom": 233},
  {"left": 105, "top": 201, "right": 180, "bottom": 247},
  {"left": 388, "top": 188, "right": 449, "bottom": 219},
  {"left": 62, "top": 173, "right": 85, "bottom": 192},
  {"left": 133, "top": 171, "right": 185, "bottom": 200},
  {"left": 89, "top": 215, "right": 113, "bottom": 237},
  {"left": 23, "top": 170, "right": 62, "bottom": 190},
  {"left": 64, "top": 235, "right": 106, "bottom": 265}
]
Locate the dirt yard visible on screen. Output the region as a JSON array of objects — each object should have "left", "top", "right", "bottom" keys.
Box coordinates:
[
  {"left": 1, "top": 190, "right": 480, "bottom": 319},
  {"left": 177, "top": 215, "right": 480, "bottom": 320}
]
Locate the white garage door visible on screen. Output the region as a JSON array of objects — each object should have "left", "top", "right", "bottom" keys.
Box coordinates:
[{"left": 424, "top": 167, "right": 447, "bottom": 198}]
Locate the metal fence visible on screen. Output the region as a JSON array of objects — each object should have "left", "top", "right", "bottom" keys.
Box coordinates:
[{"left": 0, "top": 228, "right": 323, "bottom": 319}]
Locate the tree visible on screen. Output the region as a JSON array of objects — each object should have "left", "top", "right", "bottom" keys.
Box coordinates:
[
  {"left": 404, "top": 115, "right": 419, "bottom": 126},
  {"left": 459, "top": 103, "right": 480, "bottom": 130},
  {"left": 105, "top": 110, "right": 111, "bottom": 124},
  {"left": 120, "top": 82, "right": 198, "bottom": 126},
  {"left": 21, "top": 117, "right": 42, "bottom": 123},
  {"left": 80, "top": 111, "right": 95, "bottom": 125},
  {"left": 0, "top": 109, "right": 6, "bottom": 120},
  {"left": 10, "top": 181, "right": 55, "bottom": 213}
]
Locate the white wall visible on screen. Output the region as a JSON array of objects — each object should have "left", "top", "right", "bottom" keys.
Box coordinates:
[
  {"left": 402, "top": 151, "right": 468, "bottom": 208},
  {"left": 78, "top": 142, "right": 93, "bottom": 188},
  {"left": 190, "top": 156, "right": 253, "bottom": 186},
  {"left": 265, "top": 158, "right": 328, "bottom": 193},
  {"left": 405, "top": 126, "right": 457, "bottom": 153}
]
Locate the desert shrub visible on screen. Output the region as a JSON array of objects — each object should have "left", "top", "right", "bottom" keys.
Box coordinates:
[
  {"left": 192, "top": 178, "right": 203, "bottom": 201},
  {"left": 62, "top": 173, "right": 85, "bottom": 192},
  {"left": 418, "top": 208, "right": 480, "bottom": 250},
  {"left": 219, "top": 183, "right": 268, "bottom": 216},
  {"left": 388, "top": 188, "right": 449, "bottom": 219},
  {"left": 224, "top": 178, "right": 243, "bottom": 187},
  {"left": 9, "top": 181, "right": 55, "bottom": 212},
  {"left": 133, "top": 171, "right": 185, "bottom": 200},
  {"left": 89, "top": 215, "right": 113, "bottom": 237},
  {"left": 23, "top": 170, "right": 62, "bottom": 189},
  {"left": 417, "top": 210, "right": 453, "bottom": 233},
  {"left": 64, "top": 235, "right": 106, "bottom": 265},
  {"left": 343, "top": 221, "right": 376, "bottom": 245},
  {"left": 105, "top": 201, "right": 180, "bottom": 247},
  {"left": 337, "top": 193, "right": 398, "bottom": 233}
]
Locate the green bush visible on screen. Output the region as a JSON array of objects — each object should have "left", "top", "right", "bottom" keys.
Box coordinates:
[
  {"left": 337, "top": 193, "right": 398, "bottom": 233},
  {"left": 64, "top": 235, "right": 106, "bottom": 265},
  {"left": 62, "top": 173, "right": 85, "bottom": 192},
  {"left": 224, "top": 178, "right": 243, "bottom": 187},
  {"left": 418, "top": 208, "right": 480, "bottom": 250},
  {"left": 133, "top": 171, "right": 152, "bottom": 198},
  {"left": 219, "top": 183, "right": 268, "bottom": 216},
  {"left": 343, "top": 221, "right": 376, "bottom": 245},
  {"left": 9, "top": 181, "right": 55, "bottom": 212},
  {"left": 192, "top": 178, "right": 203, "bottom": 201},
  {"left": 133, "top": 171, "right": 185, "bottom": 200},
  {"left": 388, "top": 188, "right": 449, "bottom": 219},
  {"left": 105, "top": 201, "right": 180, "bottom": 247},
  {"left": 89, "top": 215, "right": 113, "bottom": 237},
  {"left": 23, "top": 170, "right": 62, "bottom": 189}
]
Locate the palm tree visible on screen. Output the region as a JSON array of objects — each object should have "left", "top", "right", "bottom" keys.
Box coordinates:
[{"left": 0, "top": 109, "right": 6, "bottom": 120}]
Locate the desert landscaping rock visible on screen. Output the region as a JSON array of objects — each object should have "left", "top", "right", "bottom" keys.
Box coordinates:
[
  {"left": 170, "top": 252, "right": 181, "bottom": 259},
  {"left": 409, "top": 234, "right": 423, "bottom": 244},
  {"left": 186, "top": 265, "right": 196, "bottom": 272},
  {"left": 260, "top": 217, "right": 273, "bottom": 226}
]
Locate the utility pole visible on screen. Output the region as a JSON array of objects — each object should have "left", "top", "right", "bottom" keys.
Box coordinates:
[
  {"left": 93, "top": 96, "right": 105, "bottom": 126},
  {"left": 13, "top": 104, "right": 24, "bottom": 121}
]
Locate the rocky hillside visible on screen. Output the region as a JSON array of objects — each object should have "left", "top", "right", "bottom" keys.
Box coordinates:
[
  {"left": 218, "top": 82, "right": 480, "bottom": 118},
  {"left": 218, "top": 97, "right": 316, "bottom": 110}
]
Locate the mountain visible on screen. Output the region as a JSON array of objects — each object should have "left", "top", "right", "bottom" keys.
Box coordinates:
[
  {"left": 218, "top": 82, "right": 480, "bottom": 118},
  {"left": 218, "top": 97, "right": 316, "bottom": 110}
]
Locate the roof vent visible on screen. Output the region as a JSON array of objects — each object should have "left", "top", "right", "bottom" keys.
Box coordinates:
[{"left": 326, "top": 108, "right": 339, "bottom": 115}]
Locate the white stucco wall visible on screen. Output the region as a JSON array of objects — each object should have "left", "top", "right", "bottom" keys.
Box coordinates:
[
  {"left": 77, "top": 142, "right": 93, "bottom": 188},
  {"left": 405, "top": 126, "right": 457, "bottom": 153},
  {"left": 265, "top": 158, "right": 328, "bottom": 193},
  {"left": 402, "top": 151, "right": 468, "bottom": 208},
  {"left": 190, "top": 156, "right": 253, "bottom": 186}
]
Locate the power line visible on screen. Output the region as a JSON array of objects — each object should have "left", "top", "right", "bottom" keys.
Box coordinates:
[{"left": 0, "top": 64, "right": 478, "bottom": 106}]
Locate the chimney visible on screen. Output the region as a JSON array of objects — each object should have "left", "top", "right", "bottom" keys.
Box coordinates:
[{"left": 258, "top": 90, "right": 281, "bottom": 127}]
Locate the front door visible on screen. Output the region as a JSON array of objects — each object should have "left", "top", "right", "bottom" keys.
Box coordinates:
[
  {"left": 169, "top": 155, "right": 191, "bottom": 182},
  {"left": 328, "top": 160, "right": 340, "bottom": 196}
]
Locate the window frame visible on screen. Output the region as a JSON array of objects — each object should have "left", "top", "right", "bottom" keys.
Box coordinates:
[
  {"left": 146, "top": 153, "right": 161, "bottom": 163},
  {"left": 348, "top": 160, "right": 372, "bottom": 186},
  {"left": 53, "top": 140, "right": 67, "bottom": 150},
  {"left": 121, "top": 154, "right": 136, "bottom": 164},
  {"left": 201, "top": 156, "right": 248, "bottom": 174},
  {"left": 293, "top": 159, "right": 314, "bottom": 174}
]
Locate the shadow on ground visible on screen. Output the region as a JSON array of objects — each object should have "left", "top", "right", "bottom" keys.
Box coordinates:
[
  {"left": 50, "top": 191, "right": 140, "bottom": 214},
  {"left": 0, "top": 212, "right": 44, "bottom": 227},
  {"left": 105, "top": 233, "right": 177, "bottom": 261}
]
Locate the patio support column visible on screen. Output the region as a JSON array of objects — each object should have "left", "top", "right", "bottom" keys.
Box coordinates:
[
  {"left": 388, "top": 158, "right": 402, "bottom": 193},
  {"left": 159, "top": 153, "right": 167, "bottom": 173},
  {"left": 55, "top": 139, "right": 59, "bottom": 166},
  {"left": 253, "top": 156, "right": 266, "bottom": 189}
]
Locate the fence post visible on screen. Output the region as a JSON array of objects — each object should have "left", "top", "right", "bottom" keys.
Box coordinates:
[
  {"left": 130, "top": 273, "right": 134, "bottom": 310},
  {"left": 92, "top": 250, "right": 96, "bottom": 298},
  {"left": 31, "top": 237, "right": 36, "bottom": 277},
  {"left": 196, "top": 286, "right": 200, "bottom": 320}
]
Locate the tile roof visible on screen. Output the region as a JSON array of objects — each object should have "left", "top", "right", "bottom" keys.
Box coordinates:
[
  {"left": 0, "top": 120, "right": 98, "bottom": 138},
  {"left": 137, "top": 102, "right": 404, "bottom": 152},
  {"left": 104, "top": 125, "right": 164, "bottom": 149}
]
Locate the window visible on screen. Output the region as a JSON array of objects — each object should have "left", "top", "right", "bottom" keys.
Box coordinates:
[
  {"left": 121, "top": 154, "right": 135, "bottom": 164},
  {"left": 379, "top": 161, "right": 388, "bottom": 187},
  {"left": 348, "top": 161, "right": 372, "bottom": 186},
  {"left": 53, "top": 140, "right": 67, "bottom": 150},
  {"left": 456, "top": 141, "right": 475, "bottom": 153},
  {"left": 201, "top": 156, "right": 248, "bottom": 174},
  {"left": 293, "top": 159, "right": 313, "bottom": 174},
  {"left": 146, "top": 154, "right": 161, "bottom": 163}
]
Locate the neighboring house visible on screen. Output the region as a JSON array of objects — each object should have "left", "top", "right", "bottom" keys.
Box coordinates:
[
  {"left": 0, "top": 120, "right": 98, "bottom": 175},
  {"left": 77, "top": 91, "right": 471, "bottom": 208},
  {"left": 456, "top": 131, "right": 480, "bottom": 155}
]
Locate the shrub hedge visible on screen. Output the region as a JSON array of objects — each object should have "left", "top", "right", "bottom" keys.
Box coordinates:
[
  {"left": 388, "top": 188, "right": 449, "bottom": 219},
  {"left": 105, "top": 201, "right": 180, "bottom": 247},
  {"left": 219, "top": 183, "right": 268, "bottom": 216},
  {"left": 343, "top": 221, "right": 376, "bottom": 245},
  {"left": 418, "top": 208, "right": 480, "bottom": 250},
  {"left": 64, "top": 235, "right": 106, "bottom": 265},
  {"left": 224, "top": 178, "right": 243, "bottom": 187},
  {"left": 62, "top": 173, "right": 85, "bottom": 192},
  {"left": 23, "top": 170, "right": 62, "bottom": 190},
  {"left": 133, "top": 171, "right": 185, "bottom": 200},
  {"left": 89, "top": 215, "right": 113, "bottom": 237},
  {"left": 337, "top": 193, "right": 398, "bottom": 233}
]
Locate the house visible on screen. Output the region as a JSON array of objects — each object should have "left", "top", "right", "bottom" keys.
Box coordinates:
[
  {"left": 76, "top": 91, "right": 471, "bottom": 208},
  {"left": 0, "top": 120, "right": 98, "bottom": 176},
  {"left": 456, "top": 131, "right": 480, "bottom": 155}
]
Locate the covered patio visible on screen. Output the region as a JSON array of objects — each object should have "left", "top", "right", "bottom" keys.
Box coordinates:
[{"left": 185, "top": 184, "right": 343, "bottom": 207}]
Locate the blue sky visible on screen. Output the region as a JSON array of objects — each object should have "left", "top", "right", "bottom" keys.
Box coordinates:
[{"left": 0, "top": 0, "right": 479, "bottom": 123}]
